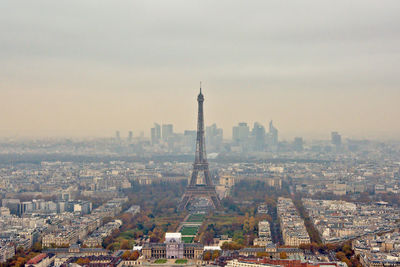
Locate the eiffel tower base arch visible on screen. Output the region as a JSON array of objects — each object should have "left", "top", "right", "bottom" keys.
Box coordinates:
[{"left": 178, "top": 185, "right": 222, "bottom": 211}]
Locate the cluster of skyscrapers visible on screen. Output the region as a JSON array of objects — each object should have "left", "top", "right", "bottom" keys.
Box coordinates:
[
  {"left": 232, "top": 121, "right": 279, "bottom": 152},
  {"left": 149, "top": 121, "right": 277, "bottom": 153},
  {"left": 149, "top": 123, "right": 223, "bottom": 153},
  {"left": 150, "top": 123, "right": 174, "bottom": 145},
  {"left": 113, "top": 123, "right": 345, "bottom": 155}
]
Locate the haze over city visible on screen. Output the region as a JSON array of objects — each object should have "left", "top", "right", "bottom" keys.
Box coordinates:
[
  {"left": 1, "top": 0, "right": 400, "bottom": 140},
  {"left": 3, "top": 1, "right": 400, "bottom": 267}
]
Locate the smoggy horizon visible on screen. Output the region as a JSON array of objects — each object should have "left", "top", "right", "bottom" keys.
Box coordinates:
[{"left": 1, "top": 1, "right": 399, "bottom": 140}]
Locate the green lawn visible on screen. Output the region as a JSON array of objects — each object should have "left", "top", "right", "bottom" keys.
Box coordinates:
[
  {"left": 180, "top": 226, "right": 199, "bottom": 236},
  {"left": 181, "top": 236, "right": 194, "bottom": 243},
  {"left": 154, "top": 259, "right": 167, "bottom": 264},
  {"left": 187, "top": 214, "right": 205, "bottom": 222},
  {"left": 118, "top": 230, "right": 136, "bottom": 239},
  {"left": 175, "top": 259, "right": 188, "bottom": 264}
]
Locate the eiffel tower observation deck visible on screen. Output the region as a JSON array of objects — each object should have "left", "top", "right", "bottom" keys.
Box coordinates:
[{"left": 178, "top": 86, "right": 222, "bottom": 211}]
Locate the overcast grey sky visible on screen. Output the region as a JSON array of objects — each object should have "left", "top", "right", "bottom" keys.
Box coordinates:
[{"left": 1, "top": 0, "right": 399, "bottom": 140}]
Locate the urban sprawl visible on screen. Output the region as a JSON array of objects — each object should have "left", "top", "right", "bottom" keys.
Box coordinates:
[{"left": 0, "top": 118, "right": 399, "bottom": 267}]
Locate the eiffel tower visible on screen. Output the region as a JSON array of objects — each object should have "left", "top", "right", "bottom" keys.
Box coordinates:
[{"left": 178, "top": 86, "right": 222, "bottom": 211}]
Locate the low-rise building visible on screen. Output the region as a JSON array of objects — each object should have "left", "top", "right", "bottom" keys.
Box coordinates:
[
  {"left": 44, "top": 244, "right": 108, "bottom": 257},
  {"left": 25, "top": 253, "right": 55, "bottom": 267},
  {"left": 278, "top": 198, "right": 310, "bottom": 247},
  {"left": 83, "top": 237, "right": 102, "bottom": 248},
  {"left": 0, "top": 245, "right": 15, "bottom": 263}
]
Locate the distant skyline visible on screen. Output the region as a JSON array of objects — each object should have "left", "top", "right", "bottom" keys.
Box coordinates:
[{"left": 1, "top": 1, "right": 399, "bottom": 140}]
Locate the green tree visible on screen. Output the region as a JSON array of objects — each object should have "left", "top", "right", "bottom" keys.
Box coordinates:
[
  {"left": 233, "top": 231, "right": 244, "bottom": 244},
  {"left": 249, "top": 216, "right": 256, "bottom": 233}
]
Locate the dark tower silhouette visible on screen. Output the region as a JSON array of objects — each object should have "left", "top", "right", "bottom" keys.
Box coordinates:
[{"left": 178, "top": 86, "right": 222, "bottom": 211}]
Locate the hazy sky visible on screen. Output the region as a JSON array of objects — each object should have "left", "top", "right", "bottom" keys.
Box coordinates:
[{"left": 1, "top": 0, "right": 400, "bottom": 140}]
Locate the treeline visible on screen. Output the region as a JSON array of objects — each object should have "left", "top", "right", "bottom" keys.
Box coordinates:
[
  {"left": 300, "top": 242, "right": 361, "bottom": 267},
  {"left": 231, "top": 180, "right": 289, "bottom": 205},
  {"left": 122, "top": 180, "right": 186, "bottom": 216},
  {"left": 197, "top": 212, "right": 271, "bottom": 246},
  {"left": 102, "top": 181, "right": 186, "bottom": 250},
  {"left": 196, "top": 180, "right": 283, "bottom": 246},
  {"left": 203, "top": 250, "right": 221, "bottom": 261}
]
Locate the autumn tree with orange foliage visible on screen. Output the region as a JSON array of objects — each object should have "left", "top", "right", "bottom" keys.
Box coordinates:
[
  {"left": 130, "top": 251, "right": 140, "bottom": 260},
  {"left": 76, "top": 258, "right": 91, "bottom": 265},
  {"left": 203, "top": 251, "right": 211, "bottom": 261},
  {"left": 120, "top": 240, "right": 131, "bottom": 250},
  {"left": 122, "top": 251, "right": 131, "bottom": 260},
  {"left": 212, "top": 250, "right": 220, "bottom": 260}
]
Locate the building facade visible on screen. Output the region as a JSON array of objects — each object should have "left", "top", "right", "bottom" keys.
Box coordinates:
[{"left": 142, "top": 233, "right": 203, "bottom": 260}]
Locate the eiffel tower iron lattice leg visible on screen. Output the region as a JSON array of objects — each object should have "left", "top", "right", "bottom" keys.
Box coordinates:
[{"left": 178, "top": 86, "right": 222, "bottom": 211}]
